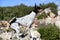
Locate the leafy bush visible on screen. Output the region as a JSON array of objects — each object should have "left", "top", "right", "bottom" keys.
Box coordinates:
[
  {"left": 36, "top": 12, "right": 47, "bottom": 19},
  {"left": 37, "top": 24, "right": 59, "bottom": 40},
  {"left": 0, "top": 3, "right": 57, "bottom": 20}
]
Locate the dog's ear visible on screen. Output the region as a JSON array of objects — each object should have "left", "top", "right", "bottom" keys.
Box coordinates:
[{"left": 33, "top": 3, "right": 43, "bottom": 14}]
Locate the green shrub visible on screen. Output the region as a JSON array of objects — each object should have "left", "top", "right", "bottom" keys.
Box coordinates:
[
  {"left": 36, "top": 13, "right": 47, "bottom": 19},
  {"left": 37, "top": 24, "right": 59, "bottom": 40}
]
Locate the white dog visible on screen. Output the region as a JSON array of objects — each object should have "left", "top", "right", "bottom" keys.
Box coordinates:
[{"left": 9, "top": 5, "right": 43, "bottom": 39}]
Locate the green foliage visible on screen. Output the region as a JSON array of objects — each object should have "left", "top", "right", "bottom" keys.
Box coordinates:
[
  {"left": 40, "top": 3, "right": 57, "bottom": 14},
  {"left": 0, "top": 4, "right": 33, "bottom": 20},
  {"left": 37, "top": 24, "right": 59, "bottom": 40},
  {"left": 0, "top": 3, "right": 57, "bottom": 21},
  {"left": 36, "top": 3, "right": 58, "bottom": 19},
  {"left": 36, "top": 12, "right": 47, "bottom": 19}
]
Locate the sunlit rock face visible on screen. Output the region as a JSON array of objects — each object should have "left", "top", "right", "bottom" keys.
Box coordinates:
[
  {"left": 57, "top": 10, "right": 60, "bottom": 16},
  {"left": 0, "top": 32, "right": 12, "bottom": 40},
  {"left": 54, "top": 16, "right": 60, "bottom": 29},
  {"left": 0, "top": 23, "right": 42, "bottom": 40}
]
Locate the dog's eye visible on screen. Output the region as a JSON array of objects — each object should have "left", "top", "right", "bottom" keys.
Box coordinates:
[{"left": 30, "top": 36, "right": 32, "bottom": 38}]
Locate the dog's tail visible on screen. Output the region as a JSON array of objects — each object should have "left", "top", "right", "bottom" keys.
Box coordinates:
[{"left": 9, "top": 17, "right": 16, "bottom": 25}]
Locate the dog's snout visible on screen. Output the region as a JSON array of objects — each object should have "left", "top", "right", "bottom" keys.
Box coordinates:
[{"left": 33, "top": 38, "right": 36, "bottom": 40}]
